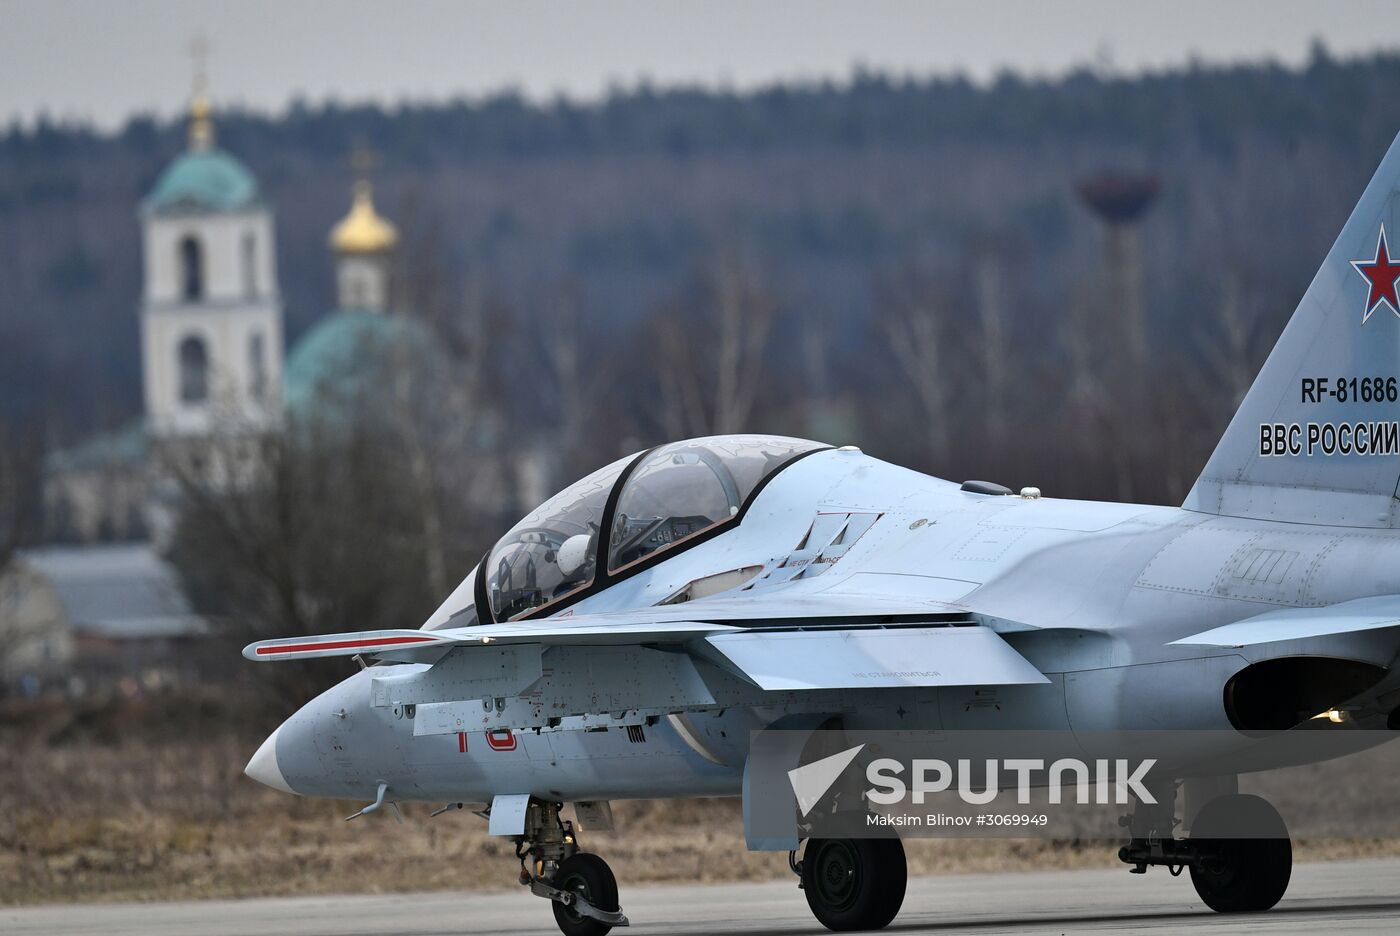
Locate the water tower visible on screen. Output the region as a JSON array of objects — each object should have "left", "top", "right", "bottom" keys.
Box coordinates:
[{"left": 1077, "top": 172, "right": 1161, "bottom": 370}]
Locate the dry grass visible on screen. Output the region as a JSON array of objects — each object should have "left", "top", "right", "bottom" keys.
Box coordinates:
[
  {"left": 0, "top": 735, "right": 1112, "bottom": 905},
  {"left": 4, "top": 697, "right": 1400, "bottom": 906}
]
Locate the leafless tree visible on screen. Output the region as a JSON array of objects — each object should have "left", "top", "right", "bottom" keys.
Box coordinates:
[
  {"left": 877, "top": 265, "right": 955, "bottom": 462},
  {"left": 382, "top": 289, "right": 497, "bottom": 601},
  {"left": 0, "top": 424, "right": 36, "bottom": 683},
  {"left": 0, "top": 424, "right": 39, "bottom": 573},
  {"left": 531, "top": 279, "right": 617, "bottom": 476},
  {"left": 973, "top": 244, "right": 1012, "bottom": 453},
  {"left": 1200, "top": 268, "right": 1264, "bottom": 411},
  {"left": 163, "top": 304, "right": 500, "bottom": 706},
  {"left": 389, "top": 199, "right": 507, "bottom": 596},
  {"left": 163, "top": 421, "right": 433, "bottom": 706},
  {"left": 1060, "top": 280, "right": 1146, "bottom": 502},
  {"left": 653, "top": 250, "right": 777, "bottom": 438},
  {"left": 388, "top": 337, "right": 451, "bottom": 600}
]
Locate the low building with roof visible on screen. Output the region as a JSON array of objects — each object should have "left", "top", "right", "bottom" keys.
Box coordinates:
[
  {"left": 0, "top": 543, "right": 210, "bottom": 695},
  {"left": 41, "top": 424, "right": 150, "bottom": 542}
]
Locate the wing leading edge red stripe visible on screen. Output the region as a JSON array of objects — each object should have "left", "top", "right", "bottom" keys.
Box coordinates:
[{"left": 254, "top": 635, "right": 440, "bottom": 655}]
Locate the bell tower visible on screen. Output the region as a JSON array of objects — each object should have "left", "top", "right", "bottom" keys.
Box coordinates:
[
  {"left": 139, "top": 67, "right": 283, "bottom": 443},
  {"left": 329, "top": 145, "right": 398, "bottom": 312}
]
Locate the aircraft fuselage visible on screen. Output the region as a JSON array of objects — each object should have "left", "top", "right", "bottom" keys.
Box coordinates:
[{"left": 262, "top": 449, "right": 1400, "bottom": 805}]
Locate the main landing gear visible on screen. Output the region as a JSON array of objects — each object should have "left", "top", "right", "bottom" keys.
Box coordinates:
[
  {"left": 514, "top": 799, "right": 627, "bottom": 936},
  {"left": 1186, "top": 794, "right": 1292, "bottom": 912},
  {"left": 1118, "top": 779, "right": 1292, "bottom": 914},
  {"left": 792, "top": 836, "right": 907, "bottom": 931}
]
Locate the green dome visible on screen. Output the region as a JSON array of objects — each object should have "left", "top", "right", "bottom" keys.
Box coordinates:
[
  {"left": 283, "top": 309, "right": 438, "bottom": 418},
  {"left": 146, "top": 149, "right": 259, "bottom": 213}
]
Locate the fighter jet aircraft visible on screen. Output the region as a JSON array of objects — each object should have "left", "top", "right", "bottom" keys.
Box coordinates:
[{"left": 244, "top": 131, "right": 1400, "bottom": 934}]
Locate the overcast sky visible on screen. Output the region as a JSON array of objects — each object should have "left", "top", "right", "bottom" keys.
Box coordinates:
[{"left": 3, "top": 0, "right": 1399, "bottom": 131}]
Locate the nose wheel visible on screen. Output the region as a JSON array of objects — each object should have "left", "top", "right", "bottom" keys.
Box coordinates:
[
  {"left": 549, "top": 852, "right": 621, "bottom": 936},
  {"left": 799, "top": 837, "right": 907, "bottom": 931}
]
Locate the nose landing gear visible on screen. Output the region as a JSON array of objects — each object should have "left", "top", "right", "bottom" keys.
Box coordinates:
[{"left": 513, "top": 799, "right": 628, "bottom": 936}]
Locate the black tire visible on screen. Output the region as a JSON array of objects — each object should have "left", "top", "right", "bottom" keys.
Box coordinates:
[
  {"left": 1189, "top": 793, "right": 1292, "bottom": 913},
  {"left": 551, "top": 852, "right": 620, "bottom": 936},
  {"left": 801, "top": 837, "right": 907, "bottom": 931}
]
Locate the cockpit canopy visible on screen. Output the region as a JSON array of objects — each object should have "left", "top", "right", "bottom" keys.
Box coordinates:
[
  {"left": 484, "top": 435, "right": 825, "bottom": 621},
  {"left": 486, "top": 454, "right": 633, "bottom": 622}
]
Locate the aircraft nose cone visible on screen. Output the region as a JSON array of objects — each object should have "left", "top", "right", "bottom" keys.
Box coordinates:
[{"left": 245, "top": 724, "right": 296, "bottom": 794}]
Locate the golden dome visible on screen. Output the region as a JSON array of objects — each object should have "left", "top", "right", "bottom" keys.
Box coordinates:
[
  {"left": 330, "top": 180, "right": 398, "bottom": 255},
  {"left": 189, "top": 92, "right": 214, "bottom": 150}
]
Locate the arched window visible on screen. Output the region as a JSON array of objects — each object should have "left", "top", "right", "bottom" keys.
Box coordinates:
[
  {"left": 179, "top": 235, "right": 204, "bottom": 301},
  {"left": 248, "top": 331, "right": 267, "bottom": 401},
  {"left": 178, "top": 335, "right": 209, "bottom": 403},
  {"left": 349, "top": 273, "right": 368, "bottom": 308},
  {"left": 242, "top": 232, "right": 257, "bottom": 299}
]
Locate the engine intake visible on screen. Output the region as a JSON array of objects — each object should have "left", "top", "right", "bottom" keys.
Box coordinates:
[{"left": 1224, "top": 657, "right": 1387, "bottom": 734}]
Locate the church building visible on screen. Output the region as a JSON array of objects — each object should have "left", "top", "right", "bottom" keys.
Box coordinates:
[
  {"left": 42, "top": 88, "right": 406, "bottom": 542},
  {"left": 12, "top": 83, "right": 524, "bottom": 695},
  {"left": 139, "top": 89, "right": 283, "bottom": 445}
]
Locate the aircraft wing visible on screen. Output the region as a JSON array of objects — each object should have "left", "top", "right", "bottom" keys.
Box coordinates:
[
  {"left": 244, "top": 586, "right": 1049, "bottom": 733},
  {"left": 242, "top": 620, "right": 741, "bottom": 661},
  {"left": 244, "top": 614, "right": 1045, "bottom": 685},
  {"left": 704, "top": 625, "right": 1047, "bottom": 690},
  {"left": 1170, "top": 595, "right": 1400, "bottom": 647}
]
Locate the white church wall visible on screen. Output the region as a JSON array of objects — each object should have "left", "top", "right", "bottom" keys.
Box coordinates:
[
  {"left": 335, "top": 254, "right": 390, "bottom": 311},
  {"left": 142, "top": 302, "right": 283, "bottom": 436},
  {"left": 141, "top": 208, "right": 283, "bottom": 437},
  {"left": 143, "top": 211, "right": 277, "bottom": 306}
]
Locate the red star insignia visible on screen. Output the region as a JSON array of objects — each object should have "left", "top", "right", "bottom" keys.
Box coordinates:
[{"left": 1351, "top": 224, "right": 1400, "bottom": 324}]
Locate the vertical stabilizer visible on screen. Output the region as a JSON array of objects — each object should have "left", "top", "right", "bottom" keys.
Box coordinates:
[{"left": 1185, "top": 132, "right": 1400, "bottom": 527}]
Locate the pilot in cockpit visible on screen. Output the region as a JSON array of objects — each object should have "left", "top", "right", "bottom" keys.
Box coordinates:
[{"left": 484, "top": 437, "right": 823, "bottom": 622}]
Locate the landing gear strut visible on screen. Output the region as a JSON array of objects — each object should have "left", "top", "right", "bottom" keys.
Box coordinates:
[
  {"left": 1117, "top": 781, "right": 1291, "bottom": 914},
  {"left": 513, "top": 799, "right": 628, "bottom": 936},
  {"left": 796, "top": 837, "right": 907, "bottom": 931}
]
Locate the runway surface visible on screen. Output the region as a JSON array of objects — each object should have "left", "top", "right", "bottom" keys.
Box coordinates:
[{"left": 6, "top": 857, "right": 1399, "bottom": 935}]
